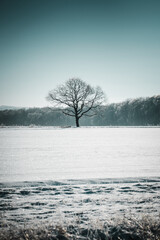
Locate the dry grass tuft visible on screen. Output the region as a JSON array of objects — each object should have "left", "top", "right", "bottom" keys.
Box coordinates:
[{"left": 0, "top": 216, "right": 159, "bottom": 240}]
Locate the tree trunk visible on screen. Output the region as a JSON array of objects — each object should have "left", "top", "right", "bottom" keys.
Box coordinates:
[{"left": 75, "top": 115, "right": 80, "bottom": 127}]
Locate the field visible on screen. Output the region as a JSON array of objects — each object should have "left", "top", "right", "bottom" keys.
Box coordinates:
[{"left": 0, "top": 127, "right": 160, "bottom": 239}]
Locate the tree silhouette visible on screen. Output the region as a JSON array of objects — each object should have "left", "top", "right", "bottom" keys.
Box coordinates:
[{"left": 46, "top": 78, "right": 106, "bottom": 127}]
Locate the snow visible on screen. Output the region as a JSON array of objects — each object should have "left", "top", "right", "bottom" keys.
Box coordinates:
[
  {"left": 0, "top": 127, "right": 160, "bottom": 227},
  {"left": 0, "top": 127, "right": 160, "bottom": 182}
]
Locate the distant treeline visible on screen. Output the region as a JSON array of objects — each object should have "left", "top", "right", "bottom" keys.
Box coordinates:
[{"left": 0, "top": 96, "right": 160, "bottom": 126}]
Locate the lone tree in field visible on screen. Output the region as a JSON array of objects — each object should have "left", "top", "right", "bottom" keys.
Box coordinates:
[{"left": 47, "top": 78, "right": 106, "bottom": 127}]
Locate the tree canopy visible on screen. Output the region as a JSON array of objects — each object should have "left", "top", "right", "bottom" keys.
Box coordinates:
[{"left": 46, "top": 78, "right": 106, "bottom": 127}]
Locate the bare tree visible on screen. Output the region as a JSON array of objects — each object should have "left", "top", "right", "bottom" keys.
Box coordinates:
[{"left": 46, "top": 78, "right": 106, "bottom": 127}]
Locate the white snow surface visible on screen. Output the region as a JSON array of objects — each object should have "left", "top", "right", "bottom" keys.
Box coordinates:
[
  {"left": 0, "top": 127, "right": 160, "bottom": 182},
  {"left": 0, "top": 127, "right": 160, "bottom": 226}
]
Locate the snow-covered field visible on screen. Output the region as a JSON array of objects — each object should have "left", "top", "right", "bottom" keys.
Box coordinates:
[
  {"left": 0, "top": 127, "right": 160, "bottom": 227},
  {"left": 0, "top": 127, "right": 160, "bottom": 182}
]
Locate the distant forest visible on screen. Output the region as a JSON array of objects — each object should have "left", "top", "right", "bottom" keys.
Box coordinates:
[{"left": 0, "top": 96, "right": 160, "bottom": 126}]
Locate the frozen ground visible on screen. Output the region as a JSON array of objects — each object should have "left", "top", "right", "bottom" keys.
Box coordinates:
[
  {"left": 0, "top": 178, "right": 160, "bottom": 228},
  {"left": 0, "top": 127, "right": 160, "bottom": 182},
  {"left": 0, "top": 127, "right": 160, "bottom": 229}
]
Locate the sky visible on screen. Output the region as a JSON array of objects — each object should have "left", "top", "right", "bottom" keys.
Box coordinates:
[{"left": 0, "top": 0, "right": 160, "bottom": 108}]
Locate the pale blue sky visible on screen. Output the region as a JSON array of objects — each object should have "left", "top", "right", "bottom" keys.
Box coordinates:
[{"left": 0, "top": 0, "right": 160, "bottom": 107}]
